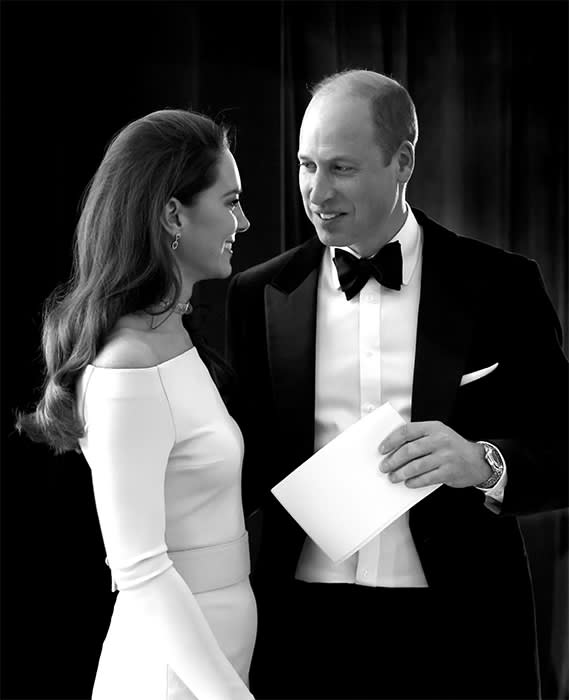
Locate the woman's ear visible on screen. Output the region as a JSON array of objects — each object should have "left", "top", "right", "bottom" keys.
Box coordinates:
[{"left": 162, "top": 197, "right": 183, "bottom": 234}]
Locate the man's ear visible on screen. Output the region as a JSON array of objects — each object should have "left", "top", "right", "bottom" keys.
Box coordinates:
[
  {"left": 394, "top": 141, "right": 415, "bottom": 183},
  {"left": 162, "top": 197, "right": 183, "bottom": 234}
]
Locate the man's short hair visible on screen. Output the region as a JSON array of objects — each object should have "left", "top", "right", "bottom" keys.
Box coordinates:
[{"left": 310, "top": 69, "right": 418, "bottom": 164}]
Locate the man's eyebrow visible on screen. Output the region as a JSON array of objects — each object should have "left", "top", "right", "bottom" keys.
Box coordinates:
[{"left": 297, "top": 153, "right": 358, "bottom": 162}]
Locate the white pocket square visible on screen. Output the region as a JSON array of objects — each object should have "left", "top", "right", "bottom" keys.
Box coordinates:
[{"left": 460, "top": 362, "right": 499, "bottom": 386}]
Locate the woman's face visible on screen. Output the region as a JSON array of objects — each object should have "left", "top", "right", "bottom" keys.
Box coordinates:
[{"left": 176, "top": 149, "right": 250, "bottom": 283}]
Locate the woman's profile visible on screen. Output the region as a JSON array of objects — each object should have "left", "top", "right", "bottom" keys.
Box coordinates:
[{"left": 17, "top": 109, "right": 256, "bottom": 699}]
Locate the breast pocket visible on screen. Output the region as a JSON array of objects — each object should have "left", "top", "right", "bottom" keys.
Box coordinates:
[
  {"left": 459, "top": 362, "right": 499, "bottom": 387},
  {"left": 453, "top": 361, "right": 505, "bottom": 437}
]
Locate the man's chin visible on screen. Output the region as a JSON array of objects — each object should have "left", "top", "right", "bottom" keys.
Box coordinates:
[
  {"left": 314, "top": 229, "right": 352, "bottom": 248},
  {"left": 310, "top": 220, "right": 346, "bottom": 244}
]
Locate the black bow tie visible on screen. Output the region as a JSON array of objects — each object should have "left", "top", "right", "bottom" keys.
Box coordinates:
[{"left": 333, "top": 242, "right": 403, "bottom": 300}]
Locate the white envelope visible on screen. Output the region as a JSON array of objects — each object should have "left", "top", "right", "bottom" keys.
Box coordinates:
[{"left": 271, "top": 403, "right": 441, "bottom": 564}]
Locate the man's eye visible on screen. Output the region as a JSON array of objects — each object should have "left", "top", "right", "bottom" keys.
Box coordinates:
[
  {"left": 334, "top": 165, "right": 353, "bottom": 173},
  {"left": 229, "top": 198, "right": 240, "bottom": 209},
  {"left": 298, "top": 162, "right": 316, "bottom": 172}
]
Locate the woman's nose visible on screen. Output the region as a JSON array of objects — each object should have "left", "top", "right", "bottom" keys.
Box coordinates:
[{"left": 236, "top": 206, "right": 250, "bottom": 233}]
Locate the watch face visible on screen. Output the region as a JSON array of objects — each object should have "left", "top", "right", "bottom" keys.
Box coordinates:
[
  {"left": 477, "top": 442, "right": 504, "bottom": 489},
  {"left": 487, "top": 450, "right": 501, "bottom": 469},
  {"left": 484, "top": 445, "right": 504, "bottom": 478}
]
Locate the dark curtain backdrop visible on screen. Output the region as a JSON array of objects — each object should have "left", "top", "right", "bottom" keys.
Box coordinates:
[{"left": 1, "top": 1, "right": 567, "bottom": 698}]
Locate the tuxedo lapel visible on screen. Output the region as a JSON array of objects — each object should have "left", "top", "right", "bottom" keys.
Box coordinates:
[
  {"left": 262, "top": 216, "right": 478, "bottom": 467},
  {"left": 264, "top": 238, "right": 324, "bottom": 478},
  {"left": 411, "top": 212, "right": 477, "bottom": 423}
]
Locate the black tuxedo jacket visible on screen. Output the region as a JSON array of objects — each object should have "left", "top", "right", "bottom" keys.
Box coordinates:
[{"left": 226, "top": 208, "right": 567, "bottom": 676}]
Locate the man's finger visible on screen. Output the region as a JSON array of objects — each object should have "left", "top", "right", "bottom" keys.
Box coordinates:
[
  {"left": 379, "top": 421, "right": 432, "bottom": 454},
  {"left": 380, "top": 435, "right": 433, "bottom": 472},
  {"left": 387, "top": 455, "right": 438, "bottom": 483},
  {"left": 403, "top": 467, "right": 443, "bottom": 489}
]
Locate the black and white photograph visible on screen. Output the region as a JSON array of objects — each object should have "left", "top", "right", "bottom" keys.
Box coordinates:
[{"left": 1, "top": 1, "right": 567, "bottom": 699}]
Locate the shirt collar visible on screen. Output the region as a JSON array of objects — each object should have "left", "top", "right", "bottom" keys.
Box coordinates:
[{"left": 328, "top": 206, "right": 421, "bottom": 290}]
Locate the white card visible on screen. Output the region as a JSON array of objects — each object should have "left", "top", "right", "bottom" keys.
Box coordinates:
[{"left": 271, "top": 402, "right": 441, "bottom": 563}]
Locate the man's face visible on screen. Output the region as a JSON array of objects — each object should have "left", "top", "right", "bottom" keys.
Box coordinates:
[{"left": 298, "top": 94, "right": 401, "bottom": 257}]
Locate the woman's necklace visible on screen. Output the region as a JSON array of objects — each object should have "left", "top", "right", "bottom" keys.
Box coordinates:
[
  {"left": 172, "top": 300, "right": 193, "bottom": 315},
  {"left": 149, "top": 299, "right": 193, "bottom": 330}
]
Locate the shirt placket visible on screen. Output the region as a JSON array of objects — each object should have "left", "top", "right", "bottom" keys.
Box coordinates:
[{"left": 356, "top": 279, "right": 382, "bottom": 586}]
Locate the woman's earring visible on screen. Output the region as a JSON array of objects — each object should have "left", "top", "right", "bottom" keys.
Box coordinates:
[{"left": 171, "top": 230, "right": 181, "bottom": 251}]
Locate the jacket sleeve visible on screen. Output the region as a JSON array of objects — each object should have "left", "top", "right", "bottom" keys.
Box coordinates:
[{"left": 489, "top": 257, "right": 568, "bottom": 516}]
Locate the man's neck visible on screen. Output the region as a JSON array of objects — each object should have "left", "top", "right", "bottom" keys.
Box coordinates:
[{"left": 350, "top": 203, "right": 409, "bottom": 258}]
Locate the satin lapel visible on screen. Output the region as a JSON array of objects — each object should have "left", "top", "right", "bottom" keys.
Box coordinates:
[
  {"left": 264, "top": 238, "right": 324, "bottom": 479},
  {"left": 411, "top": 217, "right": 476, "bottom": 423},
  {"left": 265, "top": 239, "right": 324, "bottom": 478}
]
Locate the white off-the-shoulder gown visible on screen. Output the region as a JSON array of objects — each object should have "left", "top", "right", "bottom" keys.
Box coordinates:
[{"left": 77, "top": 347, "right": 256, "bottom": 699}]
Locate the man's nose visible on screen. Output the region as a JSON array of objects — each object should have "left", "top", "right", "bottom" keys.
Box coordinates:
[{"left": 309, "top": 171, "right": 334, "bottom": 206}]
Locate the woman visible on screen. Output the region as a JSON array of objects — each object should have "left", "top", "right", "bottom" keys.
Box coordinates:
[{"left": 17, "top": 109, "right": 256, "bottom": 699}]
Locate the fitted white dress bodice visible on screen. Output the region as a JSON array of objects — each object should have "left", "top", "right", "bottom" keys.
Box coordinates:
[{"left": 77, "top": 347, "right": 256, "bottom": 699}]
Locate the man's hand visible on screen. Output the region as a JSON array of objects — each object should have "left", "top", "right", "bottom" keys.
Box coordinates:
[{"left": 379, "top": 421, "right": 492, "bottom": 489}]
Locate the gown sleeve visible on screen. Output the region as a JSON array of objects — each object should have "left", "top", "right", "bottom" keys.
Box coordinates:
[{"left": 79, "top": 367, "right": 254, "bottom": 699}]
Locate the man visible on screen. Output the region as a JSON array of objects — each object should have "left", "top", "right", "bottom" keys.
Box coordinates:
[{"left": 227, "top": 70, "right": 568, "bottom": 699}]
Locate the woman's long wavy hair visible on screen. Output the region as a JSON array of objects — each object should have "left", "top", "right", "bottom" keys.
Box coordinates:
[{"left": 17, "top": 109, "right": 232, "bottom": 454}]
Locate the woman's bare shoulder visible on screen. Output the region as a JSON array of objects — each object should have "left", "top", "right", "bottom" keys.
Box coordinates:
[{"left": 92, "top": 328, "right": 159, "bottom": 369}]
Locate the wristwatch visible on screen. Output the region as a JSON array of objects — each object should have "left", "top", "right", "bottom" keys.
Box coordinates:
[{"left": 476, "top": 441, "right": 505, "bottom": 490}]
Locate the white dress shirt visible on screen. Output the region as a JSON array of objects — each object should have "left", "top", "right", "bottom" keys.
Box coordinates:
[
  {"left": 296, "top": 208, "right": 428, "bottom": 587},
  {"left": 295, "top": 208, "right": 505, "bottom": 588}
]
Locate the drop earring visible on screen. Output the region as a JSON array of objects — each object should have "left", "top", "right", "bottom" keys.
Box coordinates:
[{"left": 171, "top": 230, "right": 181, "bottom": 251}]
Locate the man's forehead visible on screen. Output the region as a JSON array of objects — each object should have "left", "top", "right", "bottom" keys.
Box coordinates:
[
  {"left": 307, "top": 91, "right": 371, "bottom": 118},
  {"left": 301, "top": 95, "right": 374, "bottom": 137},
  {"left": 299, "top": 111, "right": 376, "bottom": 159},
  {"left": 297, "top": 140, "right": 368, "bottom": 161}
]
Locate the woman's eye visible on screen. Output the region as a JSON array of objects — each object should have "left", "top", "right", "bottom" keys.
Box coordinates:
[{"left": 229, "top": 198, "right": 240, "bottom": 209}]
